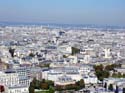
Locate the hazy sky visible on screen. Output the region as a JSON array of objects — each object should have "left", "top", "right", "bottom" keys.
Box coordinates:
[{"left": 0, "top": 0, "right": 125, "bottom": 26}]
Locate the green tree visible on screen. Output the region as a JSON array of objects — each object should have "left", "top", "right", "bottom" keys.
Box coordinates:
[
  {"left": 79, "top": 79, "right": 85, "bottom": 88},
  {"left": 103, "top": 70, "right": 110, "bottom": 78},
  {"left": 9, "top": 47, "right": 15, "bottom": 57},
  {"left": 76, "top": 80, "right": 83, "bottom": 90},
  {"left": 35, "top": 80, "right": 41, "bottom": 89},
  {"left": 30, "top": 82, "right": 35, "bottom": 88},
  {"left": 55, "top": 85, "right": 63, "bottom": 91},
  {"left": 63, "top": 55, "right": 67, "bottom": 58},
  {"left": 105, "top": 64, "right": 114, "bottom": 71},
  {"left": 29, "top": 77, "right": 41, "bottom": 89},
  {"left": 95, "top": 70, "right": 109, "bottom": 81},
  {"left": 94, "top": 64, "right": 109, "bottom": 81},
  {"left": 32, "top": 78, "right": 37, "bottom": 85},
  {"left": 29, "top": 53, "right": 35, "bottom": 57},
  {"left": 108, "top": 84, "right": 113, "bottom": 91},
  {"left": 49, "top": 87, "right": 55, "bottom": 93},
  {"left": 104, "top": 82, "right": 107, "bottom": 89},
  {"left": 112, "top": 73, "right": 117, "bottom": 78},
  {"left": 29, "top": 86, "right": 34, "bottom": 93},
  {"left": 47, "top": 80, "right": 54, "bottom": 86},
  {"left": 42, "top": 79, "right": 45, "bottom": 83},
  {"left": 44, "top": 64, "right": 50, "bottom": 68},
  {"left": 94, "top": 64, "right": 104, "bottom": 71},
  {"left": 118, "top": 72, "right": 122, "bottom": 78},
  {"left": 29, "top": 84, "right": 35, "bottom": 93},
  {"left": 71, "top": 47, "right": 80, "bottom": 55},
  {"left": 123, "top": 74, "right": 125, "bottom": 78}
]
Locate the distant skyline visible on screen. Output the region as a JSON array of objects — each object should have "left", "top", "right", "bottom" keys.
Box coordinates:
[{"left": 0, "top": 0, "right": 125, "bottom": 26}]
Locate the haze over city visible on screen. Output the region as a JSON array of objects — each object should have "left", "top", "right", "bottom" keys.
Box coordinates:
[{"left": 0, "top": 0, "right": 125, "bottom": 26}]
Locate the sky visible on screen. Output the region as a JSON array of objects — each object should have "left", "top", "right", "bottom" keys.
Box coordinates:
[{"left": 0, "top": 0, "right": 125, "bottom": 26}]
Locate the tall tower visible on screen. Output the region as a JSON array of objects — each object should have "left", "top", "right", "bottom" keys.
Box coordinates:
[{"left": 104, "top": 48, "right": 111, "bottom": 58}]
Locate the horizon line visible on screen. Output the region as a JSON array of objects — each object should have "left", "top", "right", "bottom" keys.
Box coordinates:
[{"left": 0, "top": 21, "right": 125, "bottom": 28}]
